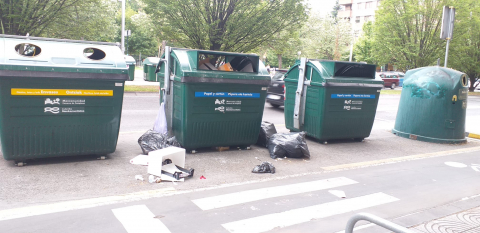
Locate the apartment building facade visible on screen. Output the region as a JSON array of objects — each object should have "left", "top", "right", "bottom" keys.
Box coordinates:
[{"left": 338, "top": 0, "right": 381, "bottom": 38}]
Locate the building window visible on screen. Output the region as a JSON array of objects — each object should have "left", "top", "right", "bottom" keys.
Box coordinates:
[
  {"left": 357, "top": 2, "right": 363, "bottom": 9},
  {"left": 356, "top": 16, "right": 361, "bottom": 23},
  {"left": 366, "top": 1, "right": 373, "bottom": 9},
  {"left": 364, "top": 15, "right": 372, "bottom": 21}
]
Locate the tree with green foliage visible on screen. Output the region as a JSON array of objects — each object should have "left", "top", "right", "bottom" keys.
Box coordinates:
[
  {"left": 300, "top": 14, "right": 351, "bottom": 60},
  {"left": 41, "top": 0, "right": 117, "bottom": 42},
  {"left": 353, "top": 21, "right": 376, "bottom": 64},
  {"left": 331, "top": 0, "right": 341, "bottom": 20},
  {"left": 0, "top": 0, "right": 98, "bottom": 36},
  {"left": 449, "top": 0, "right": 480, "bottom": 92},
  {"left": 373, "top": 0, "right": 451, "bottom": 71},
  {"left": 144, "top": 0, "right": 308, "bottom": 52}
]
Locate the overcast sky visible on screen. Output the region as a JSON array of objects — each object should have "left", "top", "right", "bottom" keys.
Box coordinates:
[{"left": 306, "top": 0, "right": 337, "bottom": 17}]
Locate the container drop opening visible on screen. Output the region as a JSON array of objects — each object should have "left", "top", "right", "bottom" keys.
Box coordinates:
[
  {"left": 84, "top": 48, "right": 106, "bottom": 60},
  {"left": 15, "top": 43, "right": 42, "bottom": 57}
]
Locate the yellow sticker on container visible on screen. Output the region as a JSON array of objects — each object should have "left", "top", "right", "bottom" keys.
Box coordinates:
[{"left": 11, "top": 88, "right": 113, "bottom": 96}]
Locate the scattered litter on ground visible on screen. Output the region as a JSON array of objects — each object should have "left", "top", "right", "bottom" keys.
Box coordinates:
[
  {"left": 148, "top": 147, "right": 194, "bottom": 182},
  {"left": 268, "top": 132, "right": 310, "bottom": 159},
  {"left": 138, "top": 130, "right": 181, "bottom": 155},
  {"left": 216, "top": 146, "right": 230, "bottom": 152},
  {"left": 277, "top": 158, "right": 283, "bottom": 161},
  {"left": 135, "top": 175, "right": 144, "bottom": 181},
  {"left": 252, "top": 161, "right": 276, "bottom": 174},
  {"left": 256, "top": 121, "right": 277, "bottom": 148},
  {"left": 130, "top": 155, "right": 149, "bottom": 166},
  {"left": 148, "top": 175, "right": 162, "bottom": 183},
  {"left": 200, "top": 175, "right": 206, "bottom": 179},
  {"left": 328, "top": 190, "right": 346, "bottom": 198}
]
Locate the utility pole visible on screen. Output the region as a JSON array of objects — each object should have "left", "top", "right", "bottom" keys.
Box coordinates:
[{"left": 121, "top": 0, "right": 126, "bottom": 54}]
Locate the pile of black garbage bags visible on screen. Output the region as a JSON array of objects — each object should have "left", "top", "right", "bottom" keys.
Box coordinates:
[
  {"left": 256, "top": 121, "right": 310, "bottom": 159},
  {"left": 137, "top": 130, "right": 181, "bottom": 154}
]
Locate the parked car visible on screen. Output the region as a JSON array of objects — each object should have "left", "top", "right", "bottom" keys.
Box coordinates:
[
  {"left": 378, "top": 72, "right": 401, "bottom": 89},
  {"left": 266, "top": 69, "right": 288, "bottom": 108}
]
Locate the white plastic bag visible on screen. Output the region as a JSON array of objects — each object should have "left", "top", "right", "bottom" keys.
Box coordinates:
[{"left": 153, "top": 103, "right": 168, "bottom": 134}]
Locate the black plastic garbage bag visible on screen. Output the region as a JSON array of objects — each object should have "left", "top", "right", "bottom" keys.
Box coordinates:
[
  {"left": 256, "top": 121, "right": 277, "bottom": 148},
  {"left": 138, "top": 130, "right": 181, "bottom": 154},
  {"left": 267, "top": 132, "right": 310, "bottom": 159},
  {"left": 252, "top": 161, "right": 275, "bottom": 174}
]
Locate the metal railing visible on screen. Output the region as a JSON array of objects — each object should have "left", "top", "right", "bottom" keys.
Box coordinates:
[{"left": 345, "top": 213, "right": 413, "bottom": 233}]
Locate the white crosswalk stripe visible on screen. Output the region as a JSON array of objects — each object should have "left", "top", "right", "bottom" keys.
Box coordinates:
[
  {"left": 192, "top": 177, "right": 358, "bottom": 210},
  {"left": 221, "top": 192, "right": 399, "bottom": 233},
  {"left": 112, "top": 205, "right": 171, "bottom": 233}
]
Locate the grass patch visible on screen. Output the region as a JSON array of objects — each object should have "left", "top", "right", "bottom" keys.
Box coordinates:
[
  {"left": 380, "top": 89, "right": 402, "bottom": 95},
  {"left": 124, "top": 85, "right": 159, "bottom": 93}
]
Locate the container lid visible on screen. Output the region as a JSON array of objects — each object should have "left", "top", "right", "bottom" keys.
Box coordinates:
[
  {"left": 156, "top": 48, "right": 271, "bottom": 85},
  {"left": 0, "top": 34, "right": 128, "bottom": 80},
  {"left": 124, "top": 55, "right": 136, "bottom": 64},
  {"left": 143, "top": 57, "right": 160, "bottom": 66},
  {"left": 285, "top": 59, "right": 383, "bottom": 86}
]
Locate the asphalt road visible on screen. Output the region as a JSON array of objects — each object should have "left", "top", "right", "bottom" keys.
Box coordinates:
[{"left": 1, "top": 92, "right": 480, "bottom": 233}]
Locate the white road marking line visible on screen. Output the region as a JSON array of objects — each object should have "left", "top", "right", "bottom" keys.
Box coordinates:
[
  {"left": 444, "top": 161, "right": 468, "bottom": 168},
  {"left": 334, "top": 223, "right": 376, "bottom": 233},
  {"left": 0, "top": 187, "right": 176, "bottom": 221},
  {"left": 192, "top": 177, "right": 357, "bottom": 210},
  {"left": 221, "top": 192, "right": 399, "bottom": 233},
  {"left": 112, "top": 205, "right": 171, "bottom": 233}
]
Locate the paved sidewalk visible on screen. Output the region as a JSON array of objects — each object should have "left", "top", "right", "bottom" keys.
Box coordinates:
[{"left": 411, "top": 206, "right": 480, "bottom": 233}]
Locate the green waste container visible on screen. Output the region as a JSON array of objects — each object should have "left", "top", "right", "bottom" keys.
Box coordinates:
[
  {"left": 125, "top": 55, "right": 136, "bottom": 81},
  {"left": 143, "top": 57, "right": 160, "bottom": 82},
  {"left": 284, "top": 58, "right": 384, "bottom": 143},
  {"left": 393, "top": 66, "right": 469, "bottom": 143},
  {"left": 157, "top": 47, "right": 271, "bottom": 150},
  {"left": 0, "top": 34, "right": 129, "bottom": 164}
]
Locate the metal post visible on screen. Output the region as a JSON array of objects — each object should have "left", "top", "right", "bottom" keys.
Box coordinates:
[
  {"left": 444, "top": 39, "right": 450, "bottom": 68},
  {"left": 345, "top": 213, "right": 413, "bottom": 233},
  {"left": 121, "top": 0, "right": 125, "bottom": 54},
  {"left": 126, "top": 34, "right": 129, "bottom": 55}
]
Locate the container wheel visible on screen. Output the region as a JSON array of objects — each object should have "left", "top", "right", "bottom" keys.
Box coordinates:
[
  {"left": 191, "top": 150, "right": 197, "bottom": 154},
  {"left": 354, "top": 138, "right": 365, "bottom": 142},
  {"left": 391, "top": 83, "right": 396, "bottom": 89},
  {"left": 323, "top": 141, "right": 328, "bottom": 145}
]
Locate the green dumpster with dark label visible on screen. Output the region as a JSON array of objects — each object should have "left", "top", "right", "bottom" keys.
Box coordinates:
[
  {"left": 0, "top": 34, "right": 128, "bottom": 165},
  {"left": 125, "top": 55, "right": 136, "bottom": 81},
  {"left": 143, "top": 57, "right": 160, "bottom": 82},
  {"left": 284, "top": 58, "right": 384, "bottom": 143},
  {"left": 157, "top": 47, "right": 271, "bottom": 151},
  {"left": 393, "top": 66, "right": 469, "bottom": 143}
]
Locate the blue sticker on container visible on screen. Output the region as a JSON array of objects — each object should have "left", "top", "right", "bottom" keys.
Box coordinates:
[
  {"left": 195, "top": 92, "right": 260, "bottom": 98},
  {"left": 331, "top": 94, "right": 375, "bottom": 99}
]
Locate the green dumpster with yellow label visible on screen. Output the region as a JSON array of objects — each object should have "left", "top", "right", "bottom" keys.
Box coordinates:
[{"left": 0, "top": 34, "right": 128, "bottom": 165}]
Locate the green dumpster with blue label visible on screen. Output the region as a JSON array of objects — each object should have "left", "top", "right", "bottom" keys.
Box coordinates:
[
  {"left": 157, "top": 47, "right": 271, "bottom": 151},
  {"left": 284, "top": 58, "right": 384, "bottom": 143},
  {"left": 393, "top": 66, "right": 469, "bottom": 143},
  {"left": 0, "top": 34, "right": 128, "bottom": 165}
]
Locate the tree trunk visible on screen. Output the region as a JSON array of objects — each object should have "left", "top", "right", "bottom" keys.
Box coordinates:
[
  {"left": 277, "top": 54, "right": 282, "bottom": 69},
  {"left": 469, "top": 76, "right": 478, "bottom": 92}
]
